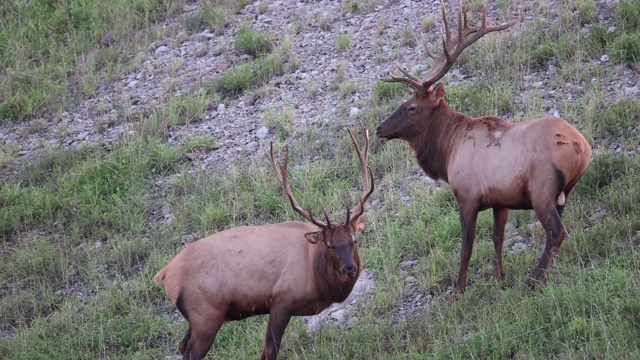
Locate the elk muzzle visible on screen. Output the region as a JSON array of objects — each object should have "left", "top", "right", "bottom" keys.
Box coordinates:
[{"left": 343, "top": 264, "right": 358, "bottom": 277}]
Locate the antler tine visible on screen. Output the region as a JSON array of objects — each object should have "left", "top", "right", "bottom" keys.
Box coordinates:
[
  {"left": 422, "top": 35, "right": 438, "bottom": 61},
  {"left": 268, "top": 143, "right": 328, "bottom": 228},
  {"left": 318, "top": 200, "right": 332, "bottom": 228},
  {"left": 440, "top": 0, "right": 450, "bottom": 44},
  {"left": 418, "top": 0, "right": 517, "bottom": 91},
  {"left": 348, "top": 124, "right": 375, "bottom": 224},
  {"left": 379, "top": 61, "right": 424, "bottom": 92},
  {"left": 344, "top": 192, "right": 351, "bottom": 224}
]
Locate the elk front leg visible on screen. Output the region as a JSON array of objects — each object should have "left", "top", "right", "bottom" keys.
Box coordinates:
[
  {"left": 492, "top": 207, "right": 509, "bottom": 280},
  {"left": 457, "top": 205, "right": 479, "bottom": 292},
  {"left": 261, "top": 308, "right": 292, "bottom": 360}
]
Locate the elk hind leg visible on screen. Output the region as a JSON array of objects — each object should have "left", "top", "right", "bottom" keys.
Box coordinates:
[
  {"left": 530, "top": 200, "right": 566, "bottom": 285},
  {"left": 183, "top": 307, "right": 226, "bottom": 360},
  {"left": 492, "top": 207, "right": 509, "bottom": 280},
  {"left": 457, "top": 205, "right": 479, "bottom": 292}
]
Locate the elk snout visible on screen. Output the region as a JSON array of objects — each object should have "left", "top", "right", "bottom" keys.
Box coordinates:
[
  {"left": 375, "top": 125, "right": 388, "bottom": 141},
  {"left": 343, "top": 264, "right": 358, "bottom": 277}
]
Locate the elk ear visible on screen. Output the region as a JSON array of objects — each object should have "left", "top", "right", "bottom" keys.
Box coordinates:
[
  {"left": 349, "top": 216, "right": 365, "bottom": 232},
  {"left": 304, "top": 231, "right": 324, "bottom": 244},
  {"left": 433, "top": 82, "right": 445, "bottom": 103}
]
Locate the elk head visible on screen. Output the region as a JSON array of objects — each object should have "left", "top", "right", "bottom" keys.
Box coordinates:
[
  {"left": 376, "top": 0, "right": 517, "bottom": 142},
  {"left": 268, "top": 124, "right": 374, "bottom": 278}
]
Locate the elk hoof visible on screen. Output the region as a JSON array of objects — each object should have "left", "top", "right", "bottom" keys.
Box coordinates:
[{"left": 527, "top": 269, "right": 548, "bottom": 289}]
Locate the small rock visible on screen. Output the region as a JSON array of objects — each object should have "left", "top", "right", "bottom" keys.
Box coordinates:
[
  {"left": 405, "top": 276, "right": 418, "bottom": 285},
  {"left": 624, "top": 86, "right": 639, "bottom": 97},
  {"left": 95, "top": 241, "right": 102, "bottom": 248},
  {"left": 600, "top": 54, "right": 609, "bottom": 62},
  {"left": 608, "top": 26, "right": 616, "bottom": 33},
  {"left": 246, "top": 141, "right": 258, "bottom": 151},
  {"left": 155, "top": 45, "right": 170, "bottom": 56},
  {"left": 75, "top": 131, "right": 89, "bottom": 141},
  {"left": 399, "top": 260, "right": 418, "bottom": 270},
  {"left": 256, "top": 126, "right": 269, "bottom": 139},
  {"left": 511, "top": 242, "right": 527, "bottom": 254},
  {"left": 330, "top": 309, "right": 345, "bottom": 322},
  {"left": 217, "top": 104, "right": 226, "bottom": 112},
  {"left": 127, "top": 80, "right": 138, "bottom": 88},
  {"left": 183, "top": 4, "right": 198, "bottom": 12},
  {"left": 349, "top": 107, "right": 360, "bottom": 117}
]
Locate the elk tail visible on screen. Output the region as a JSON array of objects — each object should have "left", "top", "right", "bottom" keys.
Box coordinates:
[{"left": 154, "top": 266, "right": 168, "bottom": 285}]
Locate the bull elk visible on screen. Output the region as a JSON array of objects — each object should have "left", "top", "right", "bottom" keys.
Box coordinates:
[
  {"left": 376, "top": 1, "right": 591, "bottom": 292},
  {"left": 154, "top": 126, "right": 374, "bottom": 360}
]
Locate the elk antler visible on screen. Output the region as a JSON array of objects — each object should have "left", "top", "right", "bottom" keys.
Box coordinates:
[
  {"left": 347, "top": 122, "right": 374, "bottom": 225},
  {"left": 380, "top": 0, "right": 517, "bottom": 95},
  {"left": 269, "top": 144, "right": 330, "bottom": 228}
]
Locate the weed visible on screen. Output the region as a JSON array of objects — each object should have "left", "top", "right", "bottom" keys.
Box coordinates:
[
  {"left": 336, "top": 32, "right": 351, "bottom": 53},
  {"left": 374, "top": 81, "right": 408, "bottom": 102},
  {"left": 610, "top": 32, "right": 640, "bottom": 64},
  {"left": 235, "top": 23, "right": 273, "bottom": 57},
  {"left": 182, "top": 135, "right": 219, "bottom": 152}
]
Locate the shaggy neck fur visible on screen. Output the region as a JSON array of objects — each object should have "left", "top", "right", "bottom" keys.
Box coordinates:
[
  {"left": 313, "top": 245, "right": 360, "bottom": 305},
  {"left": 409, "top": 102, "right": 469, "bottom": 183}
]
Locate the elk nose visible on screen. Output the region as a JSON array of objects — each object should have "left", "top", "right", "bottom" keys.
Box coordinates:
[
  {"left": 343, "top": 265, "right": 357, "bottom": 277},
  {"left": 375, "top": 125, "right": 382, "bottom": 137}
]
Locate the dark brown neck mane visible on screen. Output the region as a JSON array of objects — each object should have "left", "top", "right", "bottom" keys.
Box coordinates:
[
  {"left": 409, "top": 102, "right": 470, "bottom": 182},
  {"left": 313, "top": 246, "right": 360, "bottom": 305}
]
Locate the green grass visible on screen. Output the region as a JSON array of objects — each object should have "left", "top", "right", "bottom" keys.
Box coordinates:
[{"left": 1, "top": 0, "right": 640, "bottom": 359}]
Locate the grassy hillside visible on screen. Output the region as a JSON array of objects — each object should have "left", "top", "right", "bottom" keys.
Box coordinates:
[{"left": 1, "top": 0, "right": 640, "bottom": 359}]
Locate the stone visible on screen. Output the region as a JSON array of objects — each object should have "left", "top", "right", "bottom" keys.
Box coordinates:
[
  {"left": 217, "top": 104, "right": 226, "bottom": 112},
  {"left": 624, "top": 86, "right": 639, "bottom": 97},
  {"left": 349, "top": 107, "right": 360, "bottom": 117},
  {"left": 399, "top": 260, "right": 418, "bottom": 270},
  {"left": 75, "top": 131, "right": 89, "bottom": 141},
  {"left": 600, "top": 54, "right": 609, "bottom": 62},
  {"left": 256, "top": 126, "right": 269, "bottom": 139},
  {"left": 246, "top": 141, "right": 258, "bottom": 151},
  {"left": 155, "top": 45, "right": 170, "bottom": 55}
]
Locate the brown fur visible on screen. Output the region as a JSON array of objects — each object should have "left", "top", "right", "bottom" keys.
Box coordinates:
[
  {"left": 154, "top": 221, "right": 362, "bottom": 360},
  {"left": 376, "top": 83, "right": 591, "bottom": 292},
  {"left": 155, "top": 128, "right": 373, "bottom": 359}
]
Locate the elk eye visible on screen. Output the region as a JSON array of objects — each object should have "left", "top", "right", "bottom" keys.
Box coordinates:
[{"left": 408, "top": 105, "right": 417, "bottom": 113}]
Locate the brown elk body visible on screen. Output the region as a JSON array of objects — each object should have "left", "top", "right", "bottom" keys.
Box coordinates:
[
  {"left": 376, "top": 1, "right": 591, "bottom": 292},
  {"left": 154, "top": 127, "right": 373, "bottom": 360}
]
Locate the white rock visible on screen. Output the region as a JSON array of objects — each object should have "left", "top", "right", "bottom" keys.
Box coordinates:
[
  {"left": 246, "top": 141, "right": 258, "bottom": 151},
  {"left": 330, "top": 309, "right": 345, "bottom": 322},
  {"left": 600, "top": 54, "right": 609, "bottom": 62},
  {"left": 256, "top": 126, "right": 269, "bottom": 139},
  {"left": 349, "top": 107, "right": 360, "bottom": 117},
  {"left": 624, "top": 86, "right": 639, "bottom": 97},
  {"left": 155, "top": 46, "right": 169, "bottom": 56},
  {"left": 217, "top": 104, "right": 226, "bottom": 112}
]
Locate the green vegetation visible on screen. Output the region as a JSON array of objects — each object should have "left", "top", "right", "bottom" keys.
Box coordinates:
[
  {"left": 336, "top": 32, "right": 352, "bottom": 53},
  {"left": 207, "top": 37, "right": 298, "bottom": 97},
  {"left": 235, "top": 23, "right": 273, "bottom": 57},
  {"left": 1, "top": 0, "right": 640, "bottom": 359}
]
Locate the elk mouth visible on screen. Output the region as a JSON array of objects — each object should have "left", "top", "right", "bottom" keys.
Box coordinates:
[
  {"left": 342, "top": 265, "right": 358, "bottom": 277},
  {"left": 375, "top": 125, "right": 393, "bottom": 141}
]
